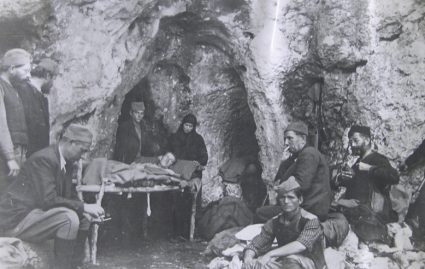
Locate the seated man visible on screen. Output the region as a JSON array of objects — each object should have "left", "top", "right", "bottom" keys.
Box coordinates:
[
  {"left": 256, "top": 121, "right": 331, "bottom": 222},
  {"left": 243, "top": 178, "right": 326, "bottom": 269},
  {"left": 0, "top": 124, "right": 104, "bottom": 269},
  {"left": 335, "top": 125, "right": 399, "bottom": 242}
]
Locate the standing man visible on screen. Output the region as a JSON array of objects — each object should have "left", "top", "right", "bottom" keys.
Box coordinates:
[
  {"left": 0, "top": 124, "right": 104, "bottom": 269},
  {"left": 114, "top": 101, "right": 145, "bottom": 164},
  {"left": 336, "top": 125, "right": 399, "bottom": 225},
  {"left": 256, "top": 121, "right": 331, "bottom": 222},
  {"left": 15, "top": 58, "right": 55, "bottom": 157},
  {"left": 0, "top": 48, "right": 32, "bottom": 193},
  {"left": 243, "top": 178, "right": 326, "bottom": 269}
]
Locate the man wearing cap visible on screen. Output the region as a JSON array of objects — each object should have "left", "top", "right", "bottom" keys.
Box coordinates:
[
  {"left": 243, "top": 178, "right": 326, "bottom": 269},
  {"left": 114, "top": 101, "right": 146, "bottom": 164},
  {"left": 15, "top": 58, "right": 55, "bottom": 157},
  {"left": 0, "top": 48, "right": 32, "bottom": 193},
  {"left": 256, "top": 121, "right": 331, "bottom": 222},
  {"left": 335, "top": 125, "right": 399, "bottom": 225},
  {"left": 0, "top": 124, "right": 105, "bottom": 269}
]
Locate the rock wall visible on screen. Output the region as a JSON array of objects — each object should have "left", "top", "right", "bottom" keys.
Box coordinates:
[{"left": 1, "top": 0, "right": 425, "bottom": 205}]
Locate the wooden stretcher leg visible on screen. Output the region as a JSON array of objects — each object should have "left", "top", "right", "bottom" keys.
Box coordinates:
[
  {"left": 189, "top": 188, "right": 199, "bottom": 241},
  {"left": 90, "top": 182, "right": 105, "bottom": 265}
]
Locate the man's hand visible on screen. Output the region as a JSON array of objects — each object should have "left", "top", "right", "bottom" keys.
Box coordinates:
[
  {"left": 258, "top": 254, "right": 273, "bottom": 265},
  {"left": 83, "top": 203, "right": 105, "bottom": 219},
  {"left": 357, "top": 162, "right": 372, "bottom": 172},
  {"left": 337, "top": 199, "right": 360, "bottom": 208},
  {"left": 179, "top": 180, "right": 189, "bottom": 189},
  {"left": 7, "top": 160, "right": 20, "bottom": 176}
]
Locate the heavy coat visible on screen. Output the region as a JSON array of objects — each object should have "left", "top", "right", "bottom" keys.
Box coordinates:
[
  {"left": 114, "top": 120, "right": 142, "bottom": 164},
  {"left": 275, "top": 146, "right": 331, "bottom": 221},
  {"left": 15, "top": 81, "right": 49, "bottom": 157},
  {"left": 167, "top": 125, "right": 208, "bottom": 166},
  {"left": 0, "top": 145, "right": 83, "bottom": 231}
]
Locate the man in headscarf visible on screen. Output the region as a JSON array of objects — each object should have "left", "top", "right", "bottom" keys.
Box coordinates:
[
  {"left": 0, "top": 48, "right": 32, "bottom": 194},
  {"left": 0, "top": 124, "right": 104, "bottom": 269},
  {"left": 243, "top": 178, "right": 326, "bottom": 269}
]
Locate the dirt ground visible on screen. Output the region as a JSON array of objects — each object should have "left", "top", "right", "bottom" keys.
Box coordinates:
[
  {"left": 84, "top": 192, "right": 211, "bottom": 269},
  {"left": 85, "top": 238, "right": 210, "bottom": 269}
]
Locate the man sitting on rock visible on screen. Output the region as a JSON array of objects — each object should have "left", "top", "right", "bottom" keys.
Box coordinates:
[
  {"left": 0, "top": 124, "right": 104, "bottom": 269},
  {"left": 256, "top": 121, "right": 331, "bottom": 222},
  {"left": 335, "top": 125, "right": 399, "bottom": 242},
  {"left": 243, "top": 177, "right": 326, "bottom": 269}
]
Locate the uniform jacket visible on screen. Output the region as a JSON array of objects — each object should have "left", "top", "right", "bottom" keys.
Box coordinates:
[
  {"left": 275, "top": 146, "right": 331, "bottom": 221},
  {"left": 0, "top": 145, "right": 83, "bottom": 230},
  {"left": 114, "top": 120, "right": 142, "bottom": 164}
]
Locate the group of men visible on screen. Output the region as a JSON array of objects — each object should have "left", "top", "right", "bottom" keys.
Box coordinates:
[
  {"left": 0, "top": 48, "right": 104, "bottom": 269},
  {"left": 0, "top": 47, "right": 413, "bottom": 269},
  {"left": 243, "top": 122, "right": 400, "bottom": 269}
]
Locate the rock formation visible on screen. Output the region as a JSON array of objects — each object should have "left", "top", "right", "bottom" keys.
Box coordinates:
[{"left": 1, "top": 0, "right": 424, "bottom": 205}]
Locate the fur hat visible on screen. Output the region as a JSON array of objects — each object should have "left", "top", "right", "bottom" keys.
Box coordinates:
[
  {"left": 348, "top": 125, "right": 371, "bottom": 138},
  {"left": 2, "top": 48, "right": 31, "bottom": 68},
  {"left": 63, "top": 124, "right": 93, "bottom": 144},
  {"left": 285, "top": 121, "right": 308, "bottom": 136}
]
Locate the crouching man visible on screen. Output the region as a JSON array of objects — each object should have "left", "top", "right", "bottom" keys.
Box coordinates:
[
  {"left": 243, "top": 178, "right": 326, "bottom": 269},
  {"left": 0, "top": 124, "right": 104, "bottom": 269}
]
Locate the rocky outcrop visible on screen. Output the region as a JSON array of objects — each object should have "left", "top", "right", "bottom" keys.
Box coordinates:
[{"left": 1, "top": 0, "right": 424, "bottom": 206}]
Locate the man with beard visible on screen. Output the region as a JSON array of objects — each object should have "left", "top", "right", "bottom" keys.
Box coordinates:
[
  {"left": 335, "top": 125, "right": 399, "bottom": 241},
  {"left": 15, "top": 58, "right": 55, "bottom": 157},
  {"left": 0, "top": 124, "right": 104, "bottom": 269},
  {"left": 0, "top": 48, "right": 31, "bottom": 194}
]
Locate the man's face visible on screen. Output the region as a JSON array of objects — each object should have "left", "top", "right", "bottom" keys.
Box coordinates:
[
  {"left": 349, "top": 132, "right": 370, "bottom": 156},
  {"left": 183, "top": 122, "right": 194, "bottom": 134},
  {"left": 67, "top": 141, "right": 91, "bottom": 162},
  {"left": 130, "top": 109, "right": 144, "bottom": 123},
  {"left": 278, "top": 190, "right": 302, "bottom": 213},
  {"left": 10, "top": 62, "right": 32, "bottom": 82},
  {"left": 160, "top": 152, "right": 176, "bottom": 168},
  {"left": 284, "top": 131, "right": 305, "bottom": 153}
]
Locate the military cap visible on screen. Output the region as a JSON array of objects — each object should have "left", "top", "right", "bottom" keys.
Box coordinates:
[
  {"left": 131, "top": 101, "right": 145, "bottom": 111},
  {"left": 2, "top": 48, "right": 31, "bottom": 68},
  {"left": 348, "top": 125, "right": 371, "bottom": 138},
  {"left": 285, "top": 121, "right": 308, "bottom": 136},
  {"left": 275, "top": 177, "right": 301, "bottom": 196},
  {"left": 63, "top": 124, "right": 93, "bottom": 144}
]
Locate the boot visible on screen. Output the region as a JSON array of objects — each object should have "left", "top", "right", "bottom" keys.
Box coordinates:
[
  {"left": 71, "top": 230, "right": 89, "bottom": 268},
  {"left": 53, "top": 238, "right": 75, "bottom": 269}
]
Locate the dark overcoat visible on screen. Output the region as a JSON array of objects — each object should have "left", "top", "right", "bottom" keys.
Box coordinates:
[
  {"left": 0, "top": 145, "right": 83, "bottom": 231},
  {"left": 114, "top": 120, "right": 142, "bottom": 164}
]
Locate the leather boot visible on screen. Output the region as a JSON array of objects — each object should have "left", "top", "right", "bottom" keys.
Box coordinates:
[
  {"left": 53, "top": 238, "right": 75, "bottom": 269},
  {"left": 72, "top": 230, "right": 89, "bottom": 268}
]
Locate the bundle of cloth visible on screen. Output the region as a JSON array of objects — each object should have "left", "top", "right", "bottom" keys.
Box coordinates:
[{"left": 81, "top": 157, "right": 197, "bottom": 188}]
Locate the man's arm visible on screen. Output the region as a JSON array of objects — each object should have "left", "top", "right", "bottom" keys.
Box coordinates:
[
  {"left": 260, "top": 217, "right": 322, "bottom": 262},
  {"left": 0, "top": 86, "right": 19, "bottom": 176},
  {"left": 243, "top": 219, "right": 275, "bottom": 263},
  {"left": 29, "top": 157, "right": 85, "bottom": 215},
  {"left": 358, "top": 154, "right": 399, "bottom": 186}
]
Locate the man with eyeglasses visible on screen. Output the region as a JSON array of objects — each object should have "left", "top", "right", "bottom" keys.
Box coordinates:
[
  {"left": 0, "top": 124, "right": 104, "bottom": 269},
  {"left": 0, "top": 48, "right": 32, "bottom": 194}
]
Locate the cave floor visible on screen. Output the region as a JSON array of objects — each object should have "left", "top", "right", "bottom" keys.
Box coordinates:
[{"left": 85, "top": 238, "right": 209, "bottom": 269}]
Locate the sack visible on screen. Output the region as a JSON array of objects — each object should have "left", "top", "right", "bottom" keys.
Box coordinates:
[
  {"left": 345, "top": 204, "right": 391, "bottom": 244},
  {"left": 199, "top": 197, "right": 253, "bottom": 240}
]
